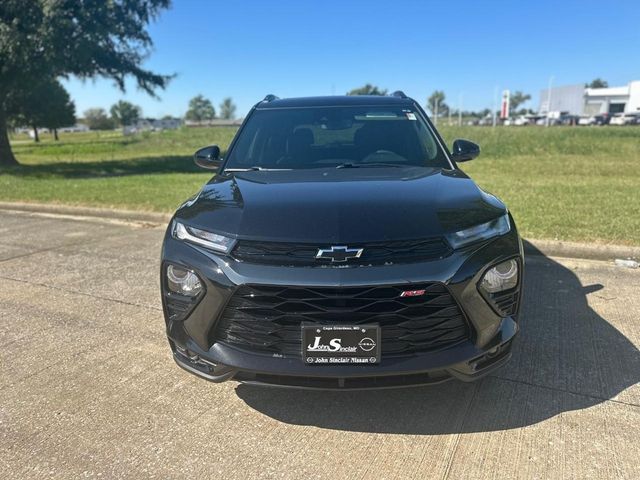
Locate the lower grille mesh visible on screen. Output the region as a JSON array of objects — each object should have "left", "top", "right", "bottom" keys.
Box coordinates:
[
  {"left": 164, "top": 292, "right": 200, "bottom": 322},
  {"left": 213, "top": 283, "right": 471, "bottom": 357},
  {"left": 489, "top": 288, "right": 520, "bottom": 316}
]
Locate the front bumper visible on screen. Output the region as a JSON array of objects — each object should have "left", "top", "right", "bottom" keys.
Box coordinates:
[{"left": 161, "top": 223, "right": 523, "bottom": 390}]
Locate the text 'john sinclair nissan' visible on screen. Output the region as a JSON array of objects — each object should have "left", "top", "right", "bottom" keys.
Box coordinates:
[{"left": 161, "top": 92, "right": 523, "bottom": 389}]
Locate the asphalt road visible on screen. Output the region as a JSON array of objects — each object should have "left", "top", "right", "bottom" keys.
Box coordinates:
[{"left": 0, "top": 210, "right": 638, "bottom": 479}]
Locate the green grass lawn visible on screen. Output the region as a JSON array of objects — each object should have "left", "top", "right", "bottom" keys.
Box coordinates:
[{"left": 1, "top": 126, "right": 639, "bottom": 245}]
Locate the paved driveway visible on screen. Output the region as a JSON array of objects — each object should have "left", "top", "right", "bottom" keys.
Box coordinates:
[{"left": 0, "top": 210, "right": 638, "bottom": 479}]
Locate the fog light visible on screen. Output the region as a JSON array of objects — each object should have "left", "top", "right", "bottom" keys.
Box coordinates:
[
  {"left": 481, "top": 259, "right": 518, "bottom": 293},
  {"left": 166, "top": 265, "right": 202, "bottom": 296}
]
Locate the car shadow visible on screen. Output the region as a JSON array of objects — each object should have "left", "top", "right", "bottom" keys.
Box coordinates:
[{"left": 235, "top": 243, "right": 639, "bottom": 434}]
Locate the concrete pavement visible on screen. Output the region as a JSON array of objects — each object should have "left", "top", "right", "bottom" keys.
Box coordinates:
[{"left": 0, "top": 210, "right": 638, "bottom": 479}]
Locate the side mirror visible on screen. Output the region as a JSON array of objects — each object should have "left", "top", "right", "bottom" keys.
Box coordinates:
[
  {"left": 451, "top": 139, "right": 480, "bottom": 162},
  {"left": 194, "top": 145, "right": 222, "bottom": 170}
]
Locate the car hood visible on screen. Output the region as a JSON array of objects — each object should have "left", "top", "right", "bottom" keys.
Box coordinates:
[{"left": 175, "top": 167, "right": 506, "bottom": 243}]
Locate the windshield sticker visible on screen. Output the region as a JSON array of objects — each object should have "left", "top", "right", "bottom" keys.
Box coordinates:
[{"left": 406, "top": 112, "right": 417, "bottom": 120}]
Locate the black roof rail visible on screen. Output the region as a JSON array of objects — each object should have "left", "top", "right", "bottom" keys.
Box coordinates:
[
  {"left": 391, "top": 90, "right": 407, "bottom": 99},
  {"left": 262, "top": 94, "right": 279, "bottom": 102}
]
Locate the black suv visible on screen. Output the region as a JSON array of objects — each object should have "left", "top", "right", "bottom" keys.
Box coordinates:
[{"left": 161, "top": 92, "right": 523, "bottom": 389}]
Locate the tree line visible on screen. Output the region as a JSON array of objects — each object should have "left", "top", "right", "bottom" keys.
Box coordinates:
[
  {"left": 82, "top": 96, "right": 238, "bottom": 131},
  {"left": 184, "top": 95, "right": 236, "bottom": 122},
  {"left": 8, "top": 87, "right": 239, "bottom": 138}
]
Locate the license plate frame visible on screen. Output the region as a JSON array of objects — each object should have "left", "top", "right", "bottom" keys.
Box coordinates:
[{"left": 302, "top": 324, "right": 381, "bottom": 365}]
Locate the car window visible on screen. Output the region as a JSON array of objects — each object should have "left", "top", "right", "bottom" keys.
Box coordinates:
[{"left": 225, "top": 106, "right": 449, "bottom": 170}]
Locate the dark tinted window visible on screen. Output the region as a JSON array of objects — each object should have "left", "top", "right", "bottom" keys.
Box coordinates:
[{"left": 225, "top": 106, "right": 449, "bottom": 170}]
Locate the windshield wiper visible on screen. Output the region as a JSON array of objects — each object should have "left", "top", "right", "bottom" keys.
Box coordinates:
[
  {"left": 335, "top": 162, "right": 404, "bottom": 169},
  {"left": 224, "top": 166, "right": 291, "bottom": 172}
]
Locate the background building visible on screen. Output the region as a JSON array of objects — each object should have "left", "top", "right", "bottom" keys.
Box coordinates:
[
  {"left": 539, "top": 84, "right": 584, "bottom": 115},
  {"left": 539, "top": 81, "right": 640, "bottom": 116}
]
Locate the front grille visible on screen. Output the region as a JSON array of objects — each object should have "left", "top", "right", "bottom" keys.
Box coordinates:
[
  {"left": 212, "top": 283, "right": 471, "bottom": 357},
  {"left": 231, "top": 238, "right": 452, "bottom": 267}
]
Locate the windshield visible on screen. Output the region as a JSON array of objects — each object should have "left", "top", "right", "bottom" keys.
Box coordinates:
[{"left": 224, "top": 106, "right": 450, "bottom": 170}]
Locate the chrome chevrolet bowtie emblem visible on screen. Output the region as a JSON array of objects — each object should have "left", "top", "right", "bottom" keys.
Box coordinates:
[{"left": 315, "top": 246, "right": 363, "bottom": 263}]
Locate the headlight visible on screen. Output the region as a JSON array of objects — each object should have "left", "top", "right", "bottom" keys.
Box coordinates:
[
  {"left": 481, "top": 259, "right": 518, "bottom": 293},
  {"left": 172, "top": 221, "right": 235, "bottom": 253},
  {"left": 166, "top": 265, "right": 203, "bottom": 296},
  {"left": 446, "top": 214, "right": 510, "bottom": 249}
]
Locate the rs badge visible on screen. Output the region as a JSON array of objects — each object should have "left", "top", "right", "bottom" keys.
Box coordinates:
[{"left": 400, "top": 289, "right": 426, "bottom": 297}]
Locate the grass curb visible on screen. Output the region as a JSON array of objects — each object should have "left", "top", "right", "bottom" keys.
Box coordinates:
[
  {"left": 3, "top": 201, "right": 639, "bottom": 262},
  {"left": 522, "top": 239, "right": 640, "bottom": 262},
  {"left": 0, "top": 201, "right": 171, "bottom": 224}
]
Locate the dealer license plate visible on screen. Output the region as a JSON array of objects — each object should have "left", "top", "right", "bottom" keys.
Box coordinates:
[{"left": 302, "top": 324, "right": 381, "bottom": 365}]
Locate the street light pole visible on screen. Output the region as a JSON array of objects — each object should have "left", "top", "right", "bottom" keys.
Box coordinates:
[{"left": 545, "top": 75, "right": 554, "bottom": 127}]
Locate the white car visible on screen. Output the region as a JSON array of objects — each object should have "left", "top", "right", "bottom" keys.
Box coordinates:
[
  {"left": 610, "top": 112, "right": 640, "bottom": 125},
  {"left": 504, "top": 116, "right": 529, "bottom": 126}
]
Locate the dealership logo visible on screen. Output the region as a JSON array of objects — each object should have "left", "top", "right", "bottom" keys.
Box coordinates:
[
  {"left": 358, "top": 337, "right": 376, "bottom": 352},
  {"left": 307, "top": 337, "right": 357, "bottom": 353},
  {"left": 315, "top": 245, "right": 363, "bottom": 263}
]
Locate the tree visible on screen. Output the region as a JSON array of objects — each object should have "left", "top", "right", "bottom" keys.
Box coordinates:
[
  {"left": 185, "top": 95, "right": 216, "bottom": 122},
  {"left": 587, "top": 78, "right": 608, "bottom": 89},
  {"left": 219, "top": 97, "right": 237, "bottom": 120},
  {"left": 110, "top": 101, "right": 141, "bottom": 127},
  {"left": 0, "top": 0, "right": 172, "bottom": 166},
  {"left": 84, "top": 108, "right": 115, "bottom": 131},
  {"left": 11, "top": 79, "right": 51, "bottom": 142},
  {"left": 427, "top": 91, "right": 449, "bottom": 117},
  {"left": 509, "top": 91, "right": 531, "bottom": 114},
  {"left": 42, "top": 82, "right": 76, "bottom": 140},
  {"left": 347, "top": 84, "right": 388, "bottom": 96},
  {"left": 10, "top": 78, "right": 75, "bottom": 142}
]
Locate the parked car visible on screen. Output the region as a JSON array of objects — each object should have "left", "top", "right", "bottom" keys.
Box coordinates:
[
  {"left": 504, "top": 116, "right": 529, "bottom": 126},
  {"left": 578, "top": 115, "right": 610, "bottom": 126},
  {"left": 558, "top": 114, "right": 580, "bottom": 126},
  {"left": 610, "top": 112, "right": 640, "bottom": 125},
  {"left": 161, "top": 92, "right": 524, "bottom": 389},
  {"left": 525, "top": 115, "right": 545, "bottom": 125},
  {"left": 598, "top": 113, "right": 613, "bottom": 125},
  {"left": 578, "top": 116, "right": 596, "bottom": 126},
  {"left": 536, "top": 116, "right": 561, "bottom": 126}
]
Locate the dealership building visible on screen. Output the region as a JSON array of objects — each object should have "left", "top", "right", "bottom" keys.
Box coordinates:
[{"left": 539, "top": 80, "right": 640, "bottom": 116}]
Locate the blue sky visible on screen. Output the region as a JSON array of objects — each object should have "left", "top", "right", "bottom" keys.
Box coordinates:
[{"left": 63, "top": 0, "right": 640, "bottom": 118}]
